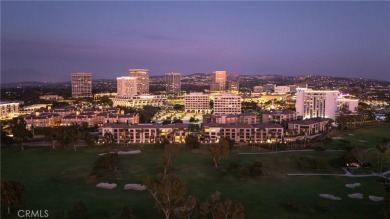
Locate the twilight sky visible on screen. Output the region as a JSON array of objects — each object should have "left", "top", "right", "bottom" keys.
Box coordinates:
[{"left": 1, "top": 1, "right": 389, "bottom": 82}]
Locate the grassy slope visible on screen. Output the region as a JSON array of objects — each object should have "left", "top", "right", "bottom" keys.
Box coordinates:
[{"left": 1, "top": 123, "right": 389, "bottom": 218}]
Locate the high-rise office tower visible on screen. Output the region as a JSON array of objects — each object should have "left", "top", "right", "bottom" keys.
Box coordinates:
[
  {"left": 71, "top": 72, "right": 92, "bottom": 98},
  {"left": 117, "top": 77, "right": 138, "bottom": 96},
  {"left": 129, "top": 69, "right": 149, "bottom": 94},
  {"left": 210, "top": 71, "right": 227, "bottom": 91},
  {"left": 166, "top": 72, "right": 181, "bottom": 95}
]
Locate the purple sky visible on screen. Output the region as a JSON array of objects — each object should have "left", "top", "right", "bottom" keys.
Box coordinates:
[{"left": 1, "top": 1, "right": 389, "bottom": 82}]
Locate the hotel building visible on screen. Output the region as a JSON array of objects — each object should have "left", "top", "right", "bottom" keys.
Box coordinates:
[
  {"left": 71, "top": 72, "right": 92, "bottom": 98},
  {"left": 296, "top": 89, "right": 358, "bottom": 120},
  {"left": 129, "top": 69, "right": 149, "bottom": 94}
]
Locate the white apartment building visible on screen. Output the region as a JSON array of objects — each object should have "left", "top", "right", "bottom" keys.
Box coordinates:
[
  {"left": 296, "top": 89, "right": 358, "bottom": 120},
  {"left": 166, "top": 72, "right": 181, "bottom": 94},
  {"left": 117, "top": 76, "right": 138, "bottom": 96},
  {"left": 213, "top": 93, "right": 242, "bottom": 115},
  {"left": 274, "top": 86, "right": 291, "bottom": 94},
  {"left": 184, "top": 93, "right": 210, "bottom": 113},
  {"left": 337, "top": 98, "right": 359, "bottom": 113},
  {"left": 0, "top": 102, "right": 20, "bottom": 120},
  {"left": 71, "top": 72, "right": 92, "bottom": 98},
  {"left": 129, "top": 69, "right": 149, "bottom": 94},
  {"left": 111, "top": 95, "right": 166, "bottom": 108}
]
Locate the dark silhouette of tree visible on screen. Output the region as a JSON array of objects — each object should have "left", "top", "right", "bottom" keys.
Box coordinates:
[
  {"left": 185, "top": 135, "right": 200, "bottom": 149},
  {"left": 144, "top": 174, "right": 186, "bottom": 219},
  {"left": 1, "top": 180, "right": 25, "bottom": 214},
  {"left": 376, "top": 145, "right": 388, "bottom": 172},
  {"left": 84, "top": 131, "right": 96, "bottom": 148},
  {"left": 159, "top": 145, "right": 180, "bottom": 175},
  {"left": 11, "top": 118, "right": 31, "bottom": 150},
  {"left": 209, "top": 138, "right": 230, "bottom": 167},
  {"left": 200, "top": 191, "right": 245, "bottom": 219},
  {"left": 174, "top": 195, "right": 197, "bottom": 219},
  {"left": 72, "top": 201, "right": 87, "bottom": 219},
  {"left": 103, "top": 132, "right": 114, "bottom": 145}
]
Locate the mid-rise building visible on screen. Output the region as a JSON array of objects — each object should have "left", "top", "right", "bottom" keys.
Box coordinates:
[
  {"left": 112, "top": 95, "right": 166, "bottom": 108},
  {"left": 296, "top": 89, "right": 339, "bottom": 120},
  {"left": 117, "top": 77, "right": 138, "bottom": 96},
  {"left": 203, "top": 113, "right": 259, "bottom": 124},
  {"left": 166, "top": 72, "right": 181, "bottom": 95},
  {"left": 39, "top": 95, "right": 64, "bottom": 101},
  {"left": 210, "top": 71, "right": 227, "bottom": 91},
  {"left": 71, "top": 72, "right": 92, "bottom": 98},
  {"left": 274, "top": 86, "right": 291, "bottom": 94},
  {"left": 129, "top": 69, "right": 149, "bottom": 94},
  {"left": 228, "top": 81, "right": 239, "bottom": 93},
  {"left": 296, "top": 89, "right": 358, "bottom": 120},
  {"left": 262, "top": 110, "right": 298, "bottom": 123},
  {"left": 213, "top": 93, "right": 241, "bottom": 115},
  {"left": 184, "top": 93, "right": 210, "bottom": 113},
  {"left": 0, "top": 102, "right": 20, "bottom": 120}
]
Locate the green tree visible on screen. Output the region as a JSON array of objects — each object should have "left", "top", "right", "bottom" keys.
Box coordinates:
[
  {"left": 159, "top": 145, "right": 180, "bottom": 175},
  {"left": 200, "top": 191, "right": 245, "bottom": 219},
  {"left": 209, "top": 138, "right": 230, "bottom": 167},
  {"left": 84, "top": 131, "right": 96, "bottom": 148},
  {"left": 376, "top": 145, "right": 388, "bottom": 172},
  {"left": 174, "top": 195, "right": 197, "bottom": 219},
  {"left": 11, "top": 118, "right": 31, "bottom": 150},
  {"left": 1, "top": 180, "right": 25, "bottom": 214},
  {"left": 185, "top": 135, "right": 200, "bottom": 149},
  {"left": 103, "top": 132, "right": 114, "bottom": 145},
  {"left": 144, "top": 174, "right": 187, "bottom": 219},
  {"left": 173, "top": 104, "right": 184, "bottom": 111},
  {"left": 72, "top": 201, "right": 87, "bottom": 219}
]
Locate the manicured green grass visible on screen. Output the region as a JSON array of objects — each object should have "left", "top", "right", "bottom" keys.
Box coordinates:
[
  {"left": 1, "top": 133, "right": 388, "bottom": 218},
  {"left": 329, "top": 123, "right": 390, "bottom": 149}
]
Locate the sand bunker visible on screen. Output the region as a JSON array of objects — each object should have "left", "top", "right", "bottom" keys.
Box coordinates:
[
  {"left": 96, "top": 183, "right": 117, "bottom": 189},
  {"left": 369, "top": 196, "right": 384, "bottom": 202},
  {"left": 124, "top": 184, "right": 146, "bottom": 191},
  {"left": 345, "top": 183, "right": 361, "bottom": 188},
  {"left": 348, "top": 193, "right": 363, "bottom": 199},
  {"left": 118, "top": 150, "right": 141, "bottom": 155},
  {"left": 99, "top": 152, "right": 116, "bottom": 156},
  {"left": 319, "top": 194, "right": 342, "bottom": 200}
]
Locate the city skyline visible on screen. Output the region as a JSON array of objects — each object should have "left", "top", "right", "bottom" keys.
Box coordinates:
[{"left": 1, "top": 1, "right": 389, "bottom": 83}]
